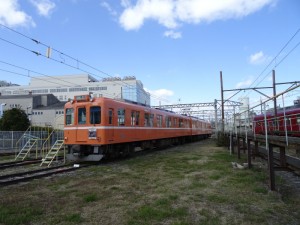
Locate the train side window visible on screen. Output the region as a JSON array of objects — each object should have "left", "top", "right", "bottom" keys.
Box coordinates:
[
  {"left": 78, "top": 108, "right": 86, "bottom": 124},
  {"left": 157, "top": 115, "right": 162, "bottom": 127},
  {"left": 144, "top": 113, "right": 150, "bottom": 126},
  {"left": 166, "top": 116, "right": 172, "bottom": 128},
  {"left": 136, "top": 111, "right": 140, "bottom": 125},
  {"left": 108, "top": 109, "right": 113, "bottom": 125},
  {"left": 174, "top": 118, "right": 178, "bottom": 127},
  {"left": 297, "top": 115, "right": 300, "bottom": 125},
  {"left": 131, "top": 111, "right": 136, "bottom": 126},
  {"left": 131, "top": 111, "right": 140, "bottom": 126},
  {"left": 179, "top": 119, "right": 183, "bottom": 128},
  {"left": 150, "top": 114, "right": 154, "bottom": 127},
  {"left": 118, "top": 109, "right": 125, "bottom": 126},
  {"left": 65, "top": 108, "right": 74, "bottom": 125},
  {"left": 90, "top": 106, "right": 101, "bottom": 124}
]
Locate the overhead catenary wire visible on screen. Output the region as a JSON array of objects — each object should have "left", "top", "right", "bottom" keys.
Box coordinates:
[
  {"left": 0, "top": 36, "right": 152, "bottom": 102},
  {"left": 0, "top": 67, "right": 119, "bottom": 99},
  {"left": 249, "top": 28, "right": 300, "bottom": 89},
  {"left": 232, "top": 28, "right": 300, "bottom": 107},
  {"left": 0, "top": 23, "right": 170, "bottom": 103}
]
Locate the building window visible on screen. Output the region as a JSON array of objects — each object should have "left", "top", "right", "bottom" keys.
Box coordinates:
[
  {"left": 88, "top": 86, "right": 107, "bottom": 91},
  {"left": 50, "top": 88, "right": 68, "bottom": 93},
  {"left": 69, "top": 87, "right": 88, "bottom": 92},
  {"left": 32, "top": 89, "right": 48, "bottom": 94}
]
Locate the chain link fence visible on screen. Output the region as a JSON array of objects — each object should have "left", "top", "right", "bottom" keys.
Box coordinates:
[{"left": 0, "top": 130, "right": 64, "bottom": 153}]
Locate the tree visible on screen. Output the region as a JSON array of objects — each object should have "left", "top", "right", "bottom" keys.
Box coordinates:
[{"left": 0, "top": 108, "right": 30, "bottom": 131}]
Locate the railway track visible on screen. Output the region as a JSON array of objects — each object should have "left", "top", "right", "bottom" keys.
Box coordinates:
[
  {"left": 0, "top": 164, "right": 90, "bottom": 186},
  {"left": 0, "top": 141, "right": 206, "bottom": 187},
  {"left": 0, "top": 159, "right": 41, "bottom": 170}
]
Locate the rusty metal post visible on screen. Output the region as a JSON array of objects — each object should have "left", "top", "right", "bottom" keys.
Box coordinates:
[
  {"left": 247, "top": 139, "right": 252, "bottom": 168},
  {"left": 279, "top": 146, "right": 286, "bottom": 167},
  {"left": 268, "top": 144, "right": 276, "bottom": 191}
]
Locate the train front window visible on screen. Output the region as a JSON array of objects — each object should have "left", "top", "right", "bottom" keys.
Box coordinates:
[
  {"left": 90, "top": 106, "right": 101, "bottom": 124},
  {"left": 78, "top": 108, "right": 86, "bottom": 124},
  {"left": 65, "top": 108, "right": 74, "bottom": 125}
]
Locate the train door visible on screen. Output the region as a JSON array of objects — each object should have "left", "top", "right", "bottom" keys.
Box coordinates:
[
  {"left": 76, "top": 107, "right": 87, "bottom": 142},
  {"left": 108, "top": 108, "right": 114, "bottom": 141}
]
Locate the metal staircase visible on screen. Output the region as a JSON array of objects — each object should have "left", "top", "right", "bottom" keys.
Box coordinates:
[
  {"left": 15, "top": 137, "right": 38, "bottom": 161},
  {"left": 40, "top": 140, "right": 64, "bottom": 167}
]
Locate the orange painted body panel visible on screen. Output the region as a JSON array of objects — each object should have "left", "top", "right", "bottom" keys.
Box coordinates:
[{"left": 64, "top": 97, "right": 212, "bottom": 146}]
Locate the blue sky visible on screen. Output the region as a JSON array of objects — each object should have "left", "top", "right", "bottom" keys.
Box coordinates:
[{"left": 0, "top": 0, "right": 299, "bottom": 108}]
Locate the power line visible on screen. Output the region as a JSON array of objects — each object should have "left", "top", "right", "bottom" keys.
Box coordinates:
[
  {"left": 0, "top": 36, "right": 153, "bottom": 101},
  {"left": 0, "top": 60, "right": 81, "bottom": 87},
  {"left": 0, "top": 23, "right": 169, "bottom": 103},
  {"left": 0, "top": 66, "right": 119, "bottom": 99},
  {"left": 249, "top": 28, "right": 300, "bottom": 89}
]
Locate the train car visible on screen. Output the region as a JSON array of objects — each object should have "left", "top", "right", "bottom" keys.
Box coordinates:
[
  {"left": 253, "top": 107, "right": 300, "bottom": 137},
  {"left": 64, "top": 95, "right": 212, "bottom": 161}
]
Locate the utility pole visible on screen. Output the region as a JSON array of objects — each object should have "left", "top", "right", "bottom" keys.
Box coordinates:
[
  {"left": 220, "top": 71, "right": 225, "bottom": 133},
  {"left": 214, "top": 99, "right": 218, "bottom": 135},
  {"left": 272, "top": 70, "right": 277, "bottom": 118}
]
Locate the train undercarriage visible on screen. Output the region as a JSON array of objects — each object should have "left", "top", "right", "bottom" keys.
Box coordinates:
[{"left": 66, "top": 134, "right": 210, "bottom": 161}]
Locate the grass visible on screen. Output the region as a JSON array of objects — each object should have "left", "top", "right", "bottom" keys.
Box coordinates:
[{"left": 0, "top": 139, "right": 299, "bottom": 225}]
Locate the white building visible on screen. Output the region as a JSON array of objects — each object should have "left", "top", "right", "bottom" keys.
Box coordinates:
[
  {"left": 0, "top": 74, "right": 150, "bottom": 129},
  {"left": 0, "top": 74, "right": 150, "bottom": 106}
]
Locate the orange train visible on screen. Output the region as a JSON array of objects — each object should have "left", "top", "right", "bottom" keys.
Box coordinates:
[{"left": 64, "top": 95, "right": 212, "bottom": 161}]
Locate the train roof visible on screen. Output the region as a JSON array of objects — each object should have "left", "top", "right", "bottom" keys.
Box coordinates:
[
  {"left": 66, "top": 95, "right": 210, "bottom": 123},
  {"left": 254, "top": 105, "right": 300, "bottom": 119}
]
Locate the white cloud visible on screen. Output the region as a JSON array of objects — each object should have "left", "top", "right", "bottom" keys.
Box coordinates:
[
  {"left": 164, "top": 30, "right": 182, "bottom": 39},
  {"left": 119, "top": 0, "right": 177, "bottom": 31},
  {"left": 249, "top": 51, "right": 270, "bottom": 65},
  {"left": 145, "top": 88, "right": 174, "bottom": 105},
  {"left": 119, "top": 0, "right": 275, "bottom": 31},
  {"left": 29, "top": 0, "right": 56, "bottom": 17},
  {"left": 121, "top": 0, "right": 132, "bottom": 8},
  {"left": 236, "top": 77, "right": 253, "bottom": 88},
  {"left": 146, "top": 88, "right": 174, "bottom": 97},
  {"left": 101, "top": 1, "right": 117, "bottom": 16},
  {"left": 0, "top": 0, "right": 35, "bottom": 27}
]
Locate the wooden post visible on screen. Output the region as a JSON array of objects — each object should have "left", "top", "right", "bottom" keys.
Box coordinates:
[
  {"left": 231, "top": 134, "right": 234, "bottom": 154},
  {"left": 268, "top": 144, "right": 276, "bottom": 191},
  {"left": 253, "top": 141, "right": 259, "bottom": 159},
  {"left": 247, "top": 139, "right": 252, "bottom": 169},
  {"left": 279, "top": 146, "right": 286, "bottom": 167},
  {"left": 237, "top": 136, "right": 241, "bottom": 159}
]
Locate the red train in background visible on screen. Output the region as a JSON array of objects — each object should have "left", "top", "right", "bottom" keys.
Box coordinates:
[
  {"left": 64, "top": 95, "right": 212, "bottom": 161},
  {"left": 253, "top": 105, "right": 300, "bottom": 137}
]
